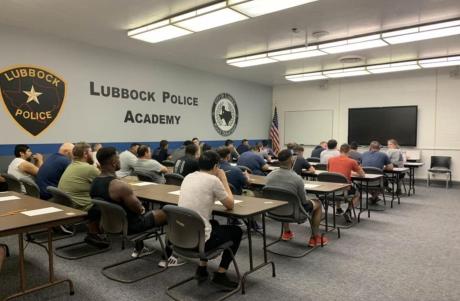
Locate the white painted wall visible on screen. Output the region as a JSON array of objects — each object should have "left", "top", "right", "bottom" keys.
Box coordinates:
[{"left": 273, "top": 68, "right": 460, "bottom": 181}]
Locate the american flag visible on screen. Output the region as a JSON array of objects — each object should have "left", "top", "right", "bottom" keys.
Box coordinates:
[{"left": 269, "top": 107, "right": 280, "bottom": 155}]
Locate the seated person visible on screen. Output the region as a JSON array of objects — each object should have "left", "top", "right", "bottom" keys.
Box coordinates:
[
  {"left": 236, "top": 139, "right": 250, "bottom": 155},
  {"left": 348, "top": 141, "right": 362, "bottom": 163},
  {"left": 116, "top": 143, "right": 140, "bottom": 178},
  {"left": 171, "top": 140, "right": 193, "bottom": 162},
  {"left": 153, "top": 140, "right": 172, "bottom": 163},
  {"left": 266, "top": 149, "right": 327, "bottom": 247},
  {"left": 179, "top": 150, "right": 242, "bottom": 290},
  {"left": 36, "top": 143, "right": 74, "bottom": 200},
  {"left": 58, "top": 142, "right": 107, "bottom": 248},
  {"left": 224, "top": 139, "right": 239, "bottom": 161},
  {"left": 217, "top": 147, "right": 249, "bottom": 195},
  {"left": 91, "top": 143, "right": 102, "bottom": 167},
  {"left": 256, "top": 142, "right": 271, "bottom": 163},
  {"left": 386, "top": 139, "right": 404, "bottom": 168},
  {"left": 133, "top": 145, "right": 168, "bottom": 184},
  {"left": 237, "top": 145, "right": 270, "bottom": 176},
  {"left": 261, "top": 140, "right": 276, "bottom": 158},
  {"left": 292, "top": 146, "right": 315, "bottom": 176},
  {"left": 311, "top": 141, "right": 327, "bottom": 158},
  {"left": 90, "top": 147, "right": 172, "bottom": 259},
  {"left": 8, "top": 144, "right": 43, "bottom": 192},
  {"left": 0, "top": 176, "right": 8, "bottom": 192},
  {"left": 286, "top": 142, "right": 298, "bottom": 154},
  {"left": 328, "top": 144, "right": 365, "bottom": 222},
  {"left": 320, "top": 139, "right": 340, "bottom": 164},
  {"left": 174, "top": 144, "right": 199, "bottom": 177}
]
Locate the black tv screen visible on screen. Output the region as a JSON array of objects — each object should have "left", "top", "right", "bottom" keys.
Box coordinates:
[{"left": 348, "top": 106, "right": 418, "bottom": 146}]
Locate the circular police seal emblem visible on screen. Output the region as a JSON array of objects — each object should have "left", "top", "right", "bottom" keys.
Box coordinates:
[{"left": 212, "top": 93, "right": 238, "bottom": 137}]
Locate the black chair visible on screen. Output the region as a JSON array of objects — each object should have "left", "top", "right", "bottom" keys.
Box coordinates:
[
  {"left": 262, "top": 186, "right": 322, "bottom": 258},
  {"left": 237, "top": 166, "right": 252, "bottom": 174},
  {"left": 135, "top": 171, "right": 155, "bottom": 182},
  {"left": 163, "top": 205, "right": 241, "bottom": 301},
  {"left": 427, "top": 156, "right": 452, "bottom": 189},
  {"left": 314, "top": 163, "right": 327, "bottom": 171},
  {"left": 0, "top": 173, "right": 23, "bottom": 193},
  {"left": 92, "top": 199, "right": 167, "bottom": 283},
  {"left": 20, "top": 177, "right": 40, "bottom": 198},
  {"left": 307, "top": 157, "right": 320, "bottom": 163},
  {"left": 361, "top": 167, "right": 386, "bottom": 207},
  {"left": 48, "top": 187, "right": 110, "bottom": 260},
  {"left": 165, "top": 173, "right": 184, "bottom": 186},
  {"left": 162, "top": 160, "right": 175, "bottom": 167}
]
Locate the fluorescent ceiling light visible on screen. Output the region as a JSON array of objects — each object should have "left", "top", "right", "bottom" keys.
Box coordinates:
[
  {"left": 286, "top": 72, "right": 327, "bottom": 82},
  {"left": 367, "top": 61, "right": 421, "bottom": 74},
  {"left": 418, "top": 56, "right": 460, "bottom": 68},
  {"left": 227, "top": 54, "right": 277, "bottom": 67},
  {"left": 319, "top": 34, "right": 387, "bottom": 54},
  {"left": 229, "top": 0, "right": 318, "bottom": 17},
  {"left": 174, "top": 6, "right": 248, "bottom": 32},
  {"left": 323, "top": 67, "right": 370, "bottom": 78},
  {"left": 128, "top": 20, "right": 192, "bottom": 43},
  {"left": 268, "top": 46, "right": 326, "bottom": 61},
  {"left": 382, "top": 20, "right": 460, "bottom": 44}
]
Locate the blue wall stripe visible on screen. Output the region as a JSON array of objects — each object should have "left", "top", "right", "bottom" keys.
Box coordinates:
[{"left": 0, "top": 139, "right": 267, "bottom": 156}]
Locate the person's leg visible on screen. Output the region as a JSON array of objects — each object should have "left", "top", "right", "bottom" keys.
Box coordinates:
[
  {"left": 308, "top": 199, "right": 328, "bottom": 246},
  {"left": 0, "top": 245, "right": 6, "bottom": 271},
  {"left": 282, "top": 223, "right": 294, "bottom": 240}
]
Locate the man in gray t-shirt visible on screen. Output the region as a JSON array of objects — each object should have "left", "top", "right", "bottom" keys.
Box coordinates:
[
  {"left": 133, "top": 145, "right": 167, "bottom": 184},
  {"left": 266, "top": 149, "right": 328, "bottom": 247}
]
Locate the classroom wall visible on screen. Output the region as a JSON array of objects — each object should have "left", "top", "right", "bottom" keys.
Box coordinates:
[
  {"left": 273, "top": 68, "right": 460, "bottom": 181},
  {"left": 0, "top": 25, "right": 272, "bottom": 164}
]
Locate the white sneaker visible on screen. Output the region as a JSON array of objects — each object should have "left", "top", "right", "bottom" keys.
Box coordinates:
[
  {"left": 158, "top": 255, "right": 186, "bottom": 267},
  {"left": 131, "top": 247, "right": 155, "bottom": 258}
]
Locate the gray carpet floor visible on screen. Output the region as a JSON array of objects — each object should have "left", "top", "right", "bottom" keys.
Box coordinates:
[{"left": 1, "top": 185, "right": 460, "bottom": 301}]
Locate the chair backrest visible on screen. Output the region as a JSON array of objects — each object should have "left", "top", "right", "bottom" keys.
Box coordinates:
[
  {"left": 262, "top": 186, "right": 309, "bottom": 223},
  {"left": 237, "top": 165, "right": 252, "bottom": 174},
  {"left": 430, "top": 156, "right": 451, "bottom": 169},
  {"left": 228, "top": 183, "right": 239, "bottom": 195},
  {"left": 135, "top": 171, "right": 155, "bottom": 182},
  {"left": 315, "top": 163, "right": 328, "bottom": 171},
  {"left": 163, "top": 205, "right": 206, "bottom": 254},
  {"left": 46, "top": 186, "right": 75, "bottom": 207},
  {"left": 1, "top": 173, "right": 23, "bottom": 193},
  {"left": 362, "top": 167, "right": 383, "bottom": 186},
  {"left": 165, "top": 173, "right": 184, "bottom": 186},
  {"left": 91, "top": 199, "right": 128, "bottom": 235},
  {"left": 20, "top": 177, "right": 40, "bottom": 198},
  {"left": 318, "top": 172, "right": 349, "bottom": 197},
  {"left": 162, "top": 160, "right": 175, "bottom": 167},
  {"left": 307, "top": 157, "right": 320, "bottom": 163}
]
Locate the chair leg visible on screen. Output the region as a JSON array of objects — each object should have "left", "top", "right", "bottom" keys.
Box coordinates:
[
  {"left": 427, "top": 173, "right": 430, "bottom": 187},
  {"left": 266, "top": 222, "right": 318, "bottom": 258},
  {"left": 54, "top": 240, "right": 111, "bottom": 260}
]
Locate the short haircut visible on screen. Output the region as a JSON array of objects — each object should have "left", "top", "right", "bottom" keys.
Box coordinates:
[
  {"left": 216, "top": 146, "right": 231, "bottom": 159},
  {"left": 370, "top": 141, "right": 381, "bottom": 150},
  {"left": 91, "top": 143, "right": 102, "bottom": 151},
  {"left": 185, "top": 144, "right": 198, "bottom": 156},
  {"left": 350, "top": 141, "right": 358, "bottom": 150},
  {"left": 286, "top": 142, "right": 295, "bottom": 149},
  {"left": 294, "top": 145, "right": 304, "bottom": 153},
  {"left": 73, "top": 142, "right": 91, "bottom": 159},
  {"left": 192, "top": 137, "right": 199, "bottom": 142},
  {"left": 130, "top": 143, "right": 141, "bottom": 149},
  {"left": 159, "top": 140, "right": 168, "bottom": 149},
  {"left": 262, "top": 140, "right": 269, "bottom": 147},
  {"left": 199, "top": 150, "right": 220, "bottom": 171},
  {"left": 278, "top": 149, "right": 293, "bottom": 163},
  {"left": 137, "top": 145, "right": 150, "bottom": 157},
  {"left": 340, "top": 143, "right": 350, "bottom": 153},
  {"left": 327, "top": 139, "right": 338, "bottom": 149},
  {"left": 183, "top": 140, "right": 193, "bottom": 146},
  {"left": 97, "top": 147, "right": 117, "bottom": 166},
  {"left": 388, "top": 139, "right": 399, "bottom": 148},
  {"left": 242, "top": 139, "right": 248, "bottom": 144},
  {"left": 14, "top": 144, "right": 30, "bottom": 157},
  {"left": 320, "top": 141, "right": 327, "bottom": 145},
  {"left": 224, "top": 139, "right": 233, "bottom": 146}
]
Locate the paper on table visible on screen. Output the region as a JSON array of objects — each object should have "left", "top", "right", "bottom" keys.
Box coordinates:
[
  {"left": 168, "top": 190, "right": 181, "bottom": 196},
  {"left": 21, "top": 207, "right": 63, "bottom": 216},
  {"left": 305, "top": 184, "right": 319, "bottom": 189},
  {"left": 214, "top": 200, "right": 243, "bottom": 205},
  {"left": 0, "top": 195, "right": 21, "bottom": 202},
  {"left": 131, "top": 182, "right": 157, "bottom": 186}
]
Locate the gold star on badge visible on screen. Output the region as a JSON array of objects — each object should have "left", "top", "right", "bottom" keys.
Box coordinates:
[{"left": 23, "top": 85, "right": 43, "bottom": 104}]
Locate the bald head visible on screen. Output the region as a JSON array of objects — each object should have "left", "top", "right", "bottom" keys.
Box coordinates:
[{"left": 59, "top": 143, "right": 74, "bottom": 159}]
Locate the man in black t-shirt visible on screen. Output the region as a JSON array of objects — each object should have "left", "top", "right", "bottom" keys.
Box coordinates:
[
  {"left": 173, "top": 144, "right": 199, "bottom": 177},
  {"left": 311, "top": 141, "right": 327, "bottom": 158},
  {"left": 293, "top": 146, "right": 315, "bottom": 176}
]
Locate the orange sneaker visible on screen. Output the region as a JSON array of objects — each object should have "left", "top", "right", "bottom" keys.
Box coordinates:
[
  {"left": 308, "top": 237, "right": 316, "bottom": 247},
  {"left": 281, "top": 231, "right": 294, "bottom": 241},
  {"left": 315, "top": 235, "right": 329, "bottom": 247}
]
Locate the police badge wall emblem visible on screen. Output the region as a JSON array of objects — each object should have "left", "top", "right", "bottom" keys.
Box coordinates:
[
  {"left": 211, "top": 93, "right": 238, "bottom": 137},
  {"left": 0, "top": 66, "right": 66, "bottom": 136}
]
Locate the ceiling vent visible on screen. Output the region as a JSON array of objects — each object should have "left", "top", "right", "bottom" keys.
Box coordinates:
[{"left": 338, "top": 55, "right": 365, "bottom": 64}]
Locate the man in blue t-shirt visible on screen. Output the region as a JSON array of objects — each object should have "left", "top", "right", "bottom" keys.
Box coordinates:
[
  {"left": 217, "top": 147, "right": 249, "bottom": 195},
  {"left": 361, "top": 141, "right": 393, "bottom": 171},
  {"left": 36, "top": 143, "right": 74, "bottom": 199},
  {"left": 237, "top": 145, "right": 269, "bottom": 176}
]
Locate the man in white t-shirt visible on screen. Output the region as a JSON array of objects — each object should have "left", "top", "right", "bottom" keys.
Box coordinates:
[
  {"left": 116, "top": 143, "right": 140, "bottom": 178},
  {"left": 179, "top": 150, "right": 242, "bottom": 291},
  {"left": 7, "top": 144, "right": 43, "bottom": 192},
  {"left": 320, "top": 139, "right": 340, "bottom": 164},
  {"left": 133, "top": 145, "right": 167, "bottom": 184}
]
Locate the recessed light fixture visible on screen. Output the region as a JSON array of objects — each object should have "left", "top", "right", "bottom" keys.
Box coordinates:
[
  {"left": 226, "top": 54, "right": 277, "bottom": 67},
  {"left": 382, "top": 20, "right": 460, "bottom": 44},
  {"left": 128, "top": 0, "right": 319, "bottom": 43},
  {"left": 319, "top": 34, "right": 388, "bottom": 54},
  {"left": 367, "top": 61, "right": 421, "bottom": 74},
  {"left": 418, "top": 56, "right": 460, "bottom": 68}
]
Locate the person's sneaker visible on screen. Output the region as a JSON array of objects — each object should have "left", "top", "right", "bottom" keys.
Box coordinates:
[
  {"left": 211, "top": 272, "right": 239, "bottom": 291},
  {"left": 308, "top": 236, "right": 317, "bottom": 247},
  {"left": 131, "top": 247, "right": 155, "bottom": 258},
  {"left": 194, "top": 266, "right": 209, "bottom": 284},
  {"left": 158, "top": 255, "right": 186, "bottom": 268},
  {"left": 84, "top": 233, "right": 110, "bottom": 249},
  {"left": 370, "top": 197, "right": 382, "bottom": 205},
  {"left": 344, "top": 210, "right": 353, "bottom": 224},
  {"left": 281, "top": 231, "right": 294, "bottom": 241},
  {"left": 250, "top": 221, "right": 262, "bottom": 231},
  {"left": 335, "top": 208, "right": 344, "bottom": 215},
  {"left": 315, "top": 235, "right": 329, "bottom": 247}
]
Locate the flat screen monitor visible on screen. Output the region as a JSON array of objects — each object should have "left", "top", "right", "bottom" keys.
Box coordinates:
[{"left": 348, "top": 106, "right": 418, "bottom": 146}]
